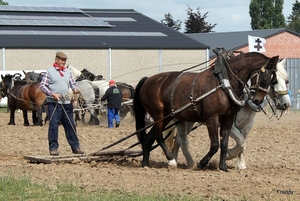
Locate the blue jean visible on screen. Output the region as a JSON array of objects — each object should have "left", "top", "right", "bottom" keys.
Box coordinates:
[
  {"left": 47, "top": 102, "right": 80, "bottom": 151},
  {"left": 107, "top": 108, "right": 120, "bottom": 128}
]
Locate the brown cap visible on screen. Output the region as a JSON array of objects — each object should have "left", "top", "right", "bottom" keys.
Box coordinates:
[{"left": 56, "top": 51, "right": 68, "bottom": 59}]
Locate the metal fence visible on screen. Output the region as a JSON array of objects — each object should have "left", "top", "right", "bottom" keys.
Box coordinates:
[{"left": 286, "top": 58, "right": 300, "bottom": 109}]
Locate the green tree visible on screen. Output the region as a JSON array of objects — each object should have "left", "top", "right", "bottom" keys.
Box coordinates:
[
  {"left": 0, "top": 0, "right": 9, "bottom": 5},
  {"left": 161, "top": 13, "right": 182, "bottom": 31},
  {"left": 287, "top": 0, "right": 300, "bottom": 33},
  {"left": 184, "top": 6, "right": 216, "bottom": 33},
  {"left": 249, "top": 0, "right": 286, "bottom": 29}
]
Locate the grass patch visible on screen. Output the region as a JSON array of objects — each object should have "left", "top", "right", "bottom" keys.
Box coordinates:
[
  {"left": 0, "top": 107, "right": 8, "bottom": 113},
  {"left": 0, "top": 175, "right": 227, "bottom": 201}
]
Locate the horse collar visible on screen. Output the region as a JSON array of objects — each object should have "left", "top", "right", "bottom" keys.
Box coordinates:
[{"left": 214, "top": 54, "right": 248, "bottom": 106}]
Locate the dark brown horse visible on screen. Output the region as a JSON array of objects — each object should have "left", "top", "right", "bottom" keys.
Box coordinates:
[
  {"left": 0, "top": 73, "right": 46, "bottom": 126},
  {"left": 133, "top": 50, "right": 278, "bottom": 172}
]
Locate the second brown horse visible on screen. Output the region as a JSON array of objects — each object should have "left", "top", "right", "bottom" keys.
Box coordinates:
[{"left": 1, "top": 73, "right": 46, "bottom": 126}]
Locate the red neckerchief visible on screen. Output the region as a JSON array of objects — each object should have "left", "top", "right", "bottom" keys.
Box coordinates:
[{"left": 53, "top": 63, "right": 66, "bottom": 77}]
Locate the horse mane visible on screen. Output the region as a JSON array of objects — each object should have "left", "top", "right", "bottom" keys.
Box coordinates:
[
  {"left": 276, "top": 58, "right": 288, "bottom": 81},
  {"left": 67, "top": 64, "right": 82, "bottom": 78},
  {"left": 4, "top": 73, "right": 13, "bottom": 78},
  {"left": 15, "top": 80, "right": 28, "bottom": 85}
]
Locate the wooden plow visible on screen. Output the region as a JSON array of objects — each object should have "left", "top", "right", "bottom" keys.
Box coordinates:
[
  {"left": 23, "top": 150, "right": 142, "bottom": 164},
  {"left": 23, "top": 120, "right": 181, "bottom": 164},
  {"left": 23, "top": 89, "right": 206, "bottom": 164}
]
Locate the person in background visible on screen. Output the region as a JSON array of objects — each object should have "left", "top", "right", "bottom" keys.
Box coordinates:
[
  {"left": 101, "top": 80, "right": 123, "bottom": 128},
  {"left": 39, "top": 51, "right": 84, "bottom": 156},
  {"left": 286, "top": 87, "right": 293, "bottom": 113},
  {"left": 297, "top": 90, "right": 300, "bottom": 109}
]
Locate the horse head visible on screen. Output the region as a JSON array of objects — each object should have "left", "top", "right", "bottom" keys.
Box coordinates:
[
  {"left": 1, "top": 74, "right": 13, "bottom": 94},
  {"left": 81, "top": 68, "right": 96, "bottom": 81},
  {"left": 248, "top": 55, "right": 279, "bottom": 105},
  {"left": 267, "top": 58, "right": 291, "bottom": 110},
  {"left": 1, "top": 73, "right": 28, "bottom": 95},
  {"left": 22, "top": 70, "right": 43, "bottom": 82},
  {"left": 95, "top": 75, "right": 103, "bottom": 80}
]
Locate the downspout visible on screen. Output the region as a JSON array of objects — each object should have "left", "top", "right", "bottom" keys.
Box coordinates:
[
  {"left": 2, "top": 47, "right": 5, "bottom": 71},
  {"left": 108, "top": 48, "right": 111, "bottom": 80}
]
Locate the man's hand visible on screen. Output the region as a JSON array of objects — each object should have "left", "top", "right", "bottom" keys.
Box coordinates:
[{"left": 52, "top": 93, "right": 60, "bottom": 101}]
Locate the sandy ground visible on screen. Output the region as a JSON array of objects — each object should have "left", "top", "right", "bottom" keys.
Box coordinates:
[{"left": 0, "top": 110, "right": 299, "bottom": 200}]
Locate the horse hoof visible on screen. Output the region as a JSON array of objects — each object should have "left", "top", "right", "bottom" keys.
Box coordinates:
[
  {"left": 219, "top": 166, "right": 229, "bottom": 172},
  {"left": 142, "top": 161, "right": 149, "bottom": 167},
  {"left": 168, "top": 159, "right": 177, "bottom": 169},
  {"left": 187, "top": 163, "right": 197, "bottom": 170},
  {"left": 197, "top": 163, "right": 205, "bottom": 169},
  {"left": 235, "top": 165, "right": 247, "bottom": 170}
]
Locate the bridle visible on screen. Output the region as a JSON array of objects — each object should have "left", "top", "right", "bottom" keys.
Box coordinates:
[
  {"left": 259, "top": 71, "right": 288, "bottom": 120},
  {"left": 222, "top": 51, "right": 277, "bottom": 99},
  {"left": 249, "top": 62, "right": 277, "bottom": 95},
  {"left": 270, "top": 78, "right": 289, "bottom": 105}
]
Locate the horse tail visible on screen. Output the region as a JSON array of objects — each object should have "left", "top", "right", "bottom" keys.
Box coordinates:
[
  {"left": 133, "top": 77, "right": 148, "bottom": 143},
  {"left": 163, "top": 121, "right": 177, "bottom": 151}
]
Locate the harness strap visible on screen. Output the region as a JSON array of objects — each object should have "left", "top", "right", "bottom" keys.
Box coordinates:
[
  {"left": 170, "top": 71, "right": 221, "bottom": 117},
  {"left": 189, "top": 72, "right": 203, "bottom": 115},
  {"left": 276, "top": 90, "right": 288, "bottom": 95},
  {"left": 170, "top": 85, "right": 222, "bottom": 116},
  {"left": 170, "top": 71, "right": 187, "bottom": 112}
]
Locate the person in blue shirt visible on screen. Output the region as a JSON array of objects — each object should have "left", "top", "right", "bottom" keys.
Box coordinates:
[
  {"left": 286, "top": 88, "right": 293, "bottom": 113},
  {"left": 39, "top": 51, "right": 84, "bottom": 156},
  {"left": 101, "top": 80, "right": 123, "bottom": 128}
]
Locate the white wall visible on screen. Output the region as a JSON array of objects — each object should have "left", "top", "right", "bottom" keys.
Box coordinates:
[{"left": 0, "top": 49, "right": 207, "bottom": 86}]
